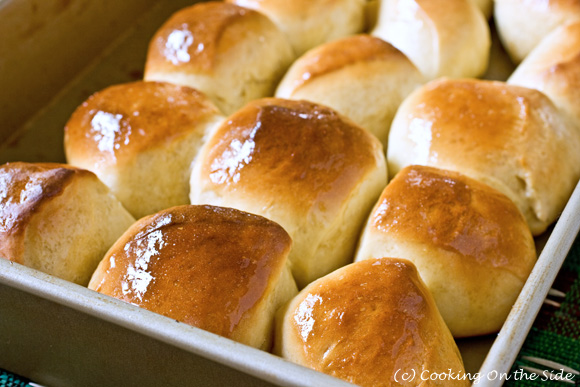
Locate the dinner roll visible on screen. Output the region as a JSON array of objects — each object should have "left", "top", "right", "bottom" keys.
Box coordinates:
[
  {"left": 144, "top": 2, "right": 294, "bottom": 115},
  {"left": 276, "top": 258, "right": 468, "bottom": 386},
  {"left": 0, "top": 162, "right": 135, "bottom": 285},
  {"left": 190, "top": 98, "right": 387, "bottom": 288},
  {"left": 275, "top": 35, "right": 424, "bottom": 147},
  {"left": 494, "top": 0, "right": 580, "bottom": 64},
  {"left": 508, "top": 21, "right": 580, "bottom": 129},
  {"left": 473, "top": 0, "right": 493, "bottom": 19},
  {"left": 388, "top": 78, "right": 580, "bottom": 235},
  {"left": 372, "top": 0, "right": 490, "bottom": 80},
  {"left": 226, "top": 0, "right": 366, "bottom": 56},
  {"left": 89, "top": 205, "right": 297, "bottom": 350},
  {"left": 64, "top": 81, "right": 224, "bottom": 219},
  {"left": 355, "top": 165, "right": 537, "bottom": 337}
]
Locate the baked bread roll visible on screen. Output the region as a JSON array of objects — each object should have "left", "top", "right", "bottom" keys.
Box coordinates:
[
  {"left": 388, "top": 78, "right": 580, "bottom": 235},
  {"left": 508, "top": 21, "right": 580, "bottom": 129},
  {"left": 473, "top": 0, "right": 493, "bottom": 19},
  {"left": 494, "top": 0, "right": 580, "bottom": 64},
  {"left": 64, "top": 81, "right": 224, "bottom": 219},
  {"left": 88, "top": 205, "right": 297, "bottom": 350},
  {"left": 275, "top": 35, "right": 424, "bottom": 147},
  {"left": 372, "top": 0, "right": 490, "bottom": 80},
  {"left": 189, "top": 98, "right": 387, "bottom": 288},
  {"left": 0, "top": 162, "right": 135, "bottom": 285},
  {"left": 144, "top": 2, "right": 294, "bottom": 115},
  {"left": 226, "top": 0, "right": 366, "bottom": 56},
  {"left": 355, "top": 165, "right": 537, "bottom": 337},
  {"left": 275, "top": 258, "right": 468, "bottom": 386}
]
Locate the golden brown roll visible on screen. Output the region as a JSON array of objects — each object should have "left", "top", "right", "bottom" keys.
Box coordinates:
[
  {"left": 508, "top": 21, "right": 580, "bottom": 129},
  {"left": 64, "top": 81, "right": 224, "bottom": 219},
  {"left": 494, "top": 0, "right": 580, "bottom": 64},
  {"left": 226, "top": 0, "right": 366, "bottom": 56},
  {"left": 0, "top": 162, "right": 135, "bottom": 285},
  {"left": 189, "top": 98, "right": 387, "bottom": 288},
  {"left": 473, "top": 0, "right": 493, "bottom": 19},
  {"left": 275, "top": 258, "right": 468, "bottom": 386},
  {"left": 387, "top": 78, "right": 580, "bottom": 235},
  {"left": 355, "top": 165, "right": 537, "bottom": 337},
  {"left": 144, "top": 2, "right": 294, "bottom": 115},
  {"left": 88, "top": 205, "right": 297, "bottom": 350},
  {"left": 275, "top": 35, "right": 424, "bottom": 147},
  {"left": 372, "top": 0, "right": 490, "bottom": 80}
]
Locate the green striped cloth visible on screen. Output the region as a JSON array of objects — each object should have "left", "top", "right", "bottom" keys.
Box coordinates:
[
  {"left": 505, "top": 233, "right": 580, "bottom": 386},
  {"left": 2, "top": 235, "right": 579, "bottom": 387}
]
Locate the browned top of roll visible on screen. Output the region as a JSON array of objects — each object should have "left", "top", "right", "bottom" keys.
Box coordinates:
[
  {"left": 64, "top": 81, "right": 220, "bottom": 165},
  {"left": 0, "top": 162, "right": 94, "bottom": 260},
  {"left": 89, "top": 205, "right": 292, "bottom": 337},
  {"left": 371, "top": 165, "right": 534, "bottom": 278},
  {"left": 285, "top": 258, "right": 463, "bottom": 386},
  {"left": 145, "top": 2, "right": 271, "bottom": 73},
  {"left": 198, "top": 98, "right": 383, "bottom": 214},
  {"left": 286, "top": 35, "right": 410, "bottom": 90}
]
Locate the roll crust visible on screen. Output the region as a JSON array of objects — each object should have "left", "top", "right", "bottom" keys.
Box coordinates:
[
  {"left": 388, "top": 78, "right": 580, "bottom": 235},
  {"left": 276, "top": 258, "right": 468, "bottom": 386},
  {"left": 190, "top": 98, "right": 387, "bottom": 287},
  {"left": 89, "top": 205, "right": 296, "bottom": 350},
  {"left": 355, "top": 165, "right": 537, "bottom": 337}
]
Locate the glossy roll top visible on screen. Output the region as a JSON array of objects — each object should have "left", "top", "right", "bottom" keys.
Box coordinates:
[
  {"left": 65, "top": 81, "right": 222, "bottom": 166},
  {"left": 89, "top": 205, "right": 297, "bottom": 349},
  {"left": 226, "top": 0, "right": 366, "bottom": 56},
  {"left": 276, "top": 258, "right": 468, "bottom": 387},
  {"left": 190, "top": 98, "right": 387, "bottom": 287},
  {"left": 144, "top": 2, "right": 294, "bottom": 115},
  {"left": 355, "top": 165, "right": 537, "bottom": 337},
  {"left": 388, "top": 78, "right": 580, "bottom": 235},
  {"left": 276, "top": 34, "right": 424, "bottom": 147},
  {"left": 0, "top": 162, "right": 135, "bottom": 285}
]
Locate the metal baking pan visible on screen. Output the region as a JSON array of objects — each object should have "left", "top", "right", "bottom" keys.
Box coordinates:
[{"left": 1, "top": 0, "right": 578, "bottom": 385}]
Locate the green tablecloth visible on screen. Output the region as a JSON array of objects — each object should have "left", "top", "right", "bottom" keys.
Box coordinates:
[{"left": 2, "top": 234, "right": 579, "bottom": 387}]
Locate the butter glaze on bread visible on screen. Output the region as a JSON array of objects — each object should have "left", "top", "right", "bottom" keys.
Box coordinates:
[
  {"left": 388, "top": 78, "right": 580, "bottom": 235},
  {"left": 509, "top": 20, "right": 580, "bottom": 130},
  {"left": 190, "top": 98, "right": 387, "bottom": 288},
  {"left": 356, "top": 165, "right": 537, "bottom": 337},
  {"left": 89, "top": 205, "right": 297, "bottom": 350},
  {"left": 144, "top": 2, "right": 294, "bottom": 115},
  {"left": 276, "top": 258, "right": 468, "bottom": 386},
  {"left": 372, "top": 0, "right": 490, "bottom": 80},
  {"left": 276, "top": 34, "right": 424, "bottom": 147},
  {"left": 64, "top": 81, "right": 224, "bottom": 219},
  {"left": 495, "top": 0, "right": 580, "bottom": 64},
  {"left": 226, "top": 0, "right": 366, "bottom": 56},
  {"left": 0, "top": 162, "right": 135, "bottom": 285}
]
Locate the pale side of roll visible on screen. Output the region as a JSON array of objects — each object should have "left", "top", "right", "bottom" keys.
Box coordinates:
[
  {"left": 190, "top": 98, "right": 387, "bottom": 288},
  {"left": 89, "top": 205, "right": 297, "bottom": 350},
  {"left": 276, "top": 34, "right": 424, "bottom": 148},
  {"left": 275, "top": 258, "right": 469, "bottom": 386},
  {"left": 226, "top": 0, "right": 366, "bottom": 56},
  {"left": 64, "top": 81, "right": 225, "bottom": 220},
  {"left": 0, "top": 162, "right": 135, "bottom": 285},
  {"left": 494, "top": 0, "right": 580, "bottom": 64},
  {"left": 355, "top": 165, "right": 537, "bottom": 337},
  {"left": 508, "top": 20, "right": 580, "bottom": 130},
  {"left": 388, "top": 78, "right": 580, "bottom": 235},
  {"left": 372, "top": 0, "right": 490, "bottom": 80},
  {"left": 144, "top": 2, "right": 295, "bottom": 115}
]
